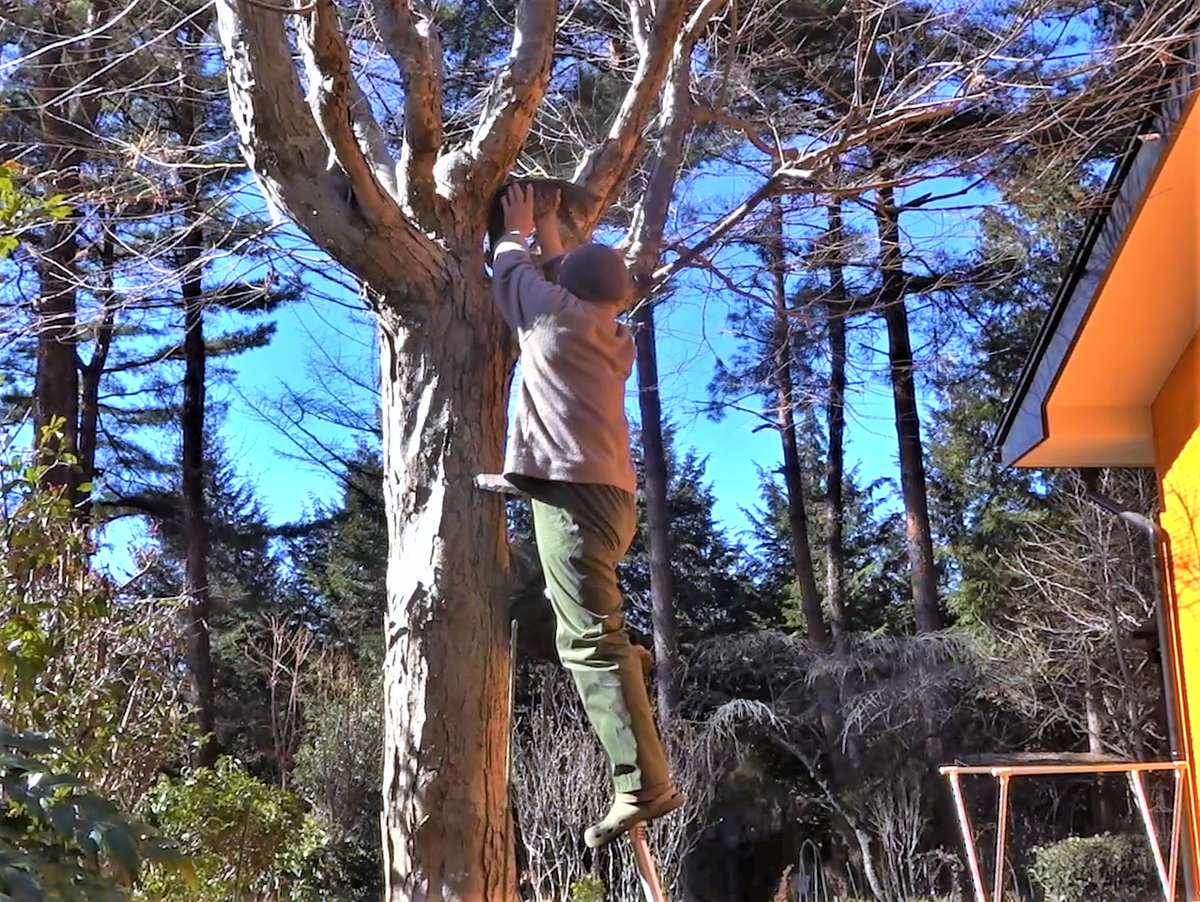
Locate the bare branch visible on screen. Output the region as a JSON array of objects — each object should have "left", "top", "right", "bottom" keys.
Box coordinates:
[
  {"left": 299, "top": 0, "right": 404, "bottom": 224},
  {"left": 463, "top": 0, "right": 557, "bottom": 207},
  {"left": 368, "top": 0, "right": 444, "bottom": 223},
  {"left": 650, "top": 100, "right": 983, "bottom": 289},
  {"left": 573, "top": 0, "right": 690, "bottom": 231},
  {"left": 692, "top": 106, "right": 788, "bottom": 161}
]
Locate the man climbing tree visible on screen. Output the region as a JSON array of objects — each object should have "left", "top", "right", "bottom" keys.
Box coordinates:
[
  {"left": 211, "top": 0, "right": 1165, "bottom": 896},
  {"left": 490, "top": 183, "right": 684, "bottom": 848}
]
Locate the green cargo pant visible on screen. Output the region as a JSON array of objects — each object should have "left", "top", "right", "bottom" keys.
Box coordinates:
[{"left": 512, "top": 475, "right": 670, "bottom": 794}]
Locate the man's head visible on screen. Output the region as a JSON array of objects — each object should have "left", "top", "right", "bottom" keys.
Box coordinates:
[{"left": 557, "top": 243, "right": 633, "bottom": 308}]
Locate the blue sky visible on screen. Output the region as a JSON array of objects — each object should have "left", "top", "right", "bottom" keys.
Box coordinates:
[{"left": 89, "top": 160, "right": 993, "bottom": 578}]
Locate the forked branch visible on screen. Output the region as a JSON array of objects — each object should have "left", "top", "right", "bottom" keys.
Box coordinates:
[
  {"left": 216, "top": 0, "right": 448, "bottom": 301},
  {"left": 369, "top": 0, "right": 444, "bottom": 222},
  {"left": 299, "top": 0, "right": 405, "bottom": 223},
  {"left": 465, "top": 0, "right": 557, "bottom": 208},
  {"left": 573, "top": 0, "right": 690, "bottom": 232}
]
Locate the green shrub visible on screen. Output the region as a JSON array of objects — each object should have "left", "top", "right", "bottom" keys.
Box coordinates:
[
  {"left": 0, "top": 724, "right": 184, "bottom": 902},
  {"left": 136, "top": 757, "right": 327, "bottom": 902},
  {"left": 568, "top": 873, "right": 606, "bottom": 902},
  {"left": 1029, "top": 833, "right": 1157, "bottom": 902},
  {"left": 0, "top": 432, "right": 188, "bottom": 810}
]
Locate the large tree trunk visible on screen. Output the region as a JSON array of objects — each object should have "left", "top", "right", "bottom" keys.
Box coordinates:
[
  {"left": 180, "top": 225, "right": 218, "bottom": 767},
  {"left": 631, "top": 302, "right": 680, "bottom": 715},
  {"left": 377, "top": 273, "right": 516, "bottom": 902},
  {"left": 824, "top": 201, "right": 850, "bottom": 649},
  {"left": 766, "top": 200, "right": 827, "bottom": 648},
  {"left": 875, "top": 188, "right": 942, "bottom": 633}
]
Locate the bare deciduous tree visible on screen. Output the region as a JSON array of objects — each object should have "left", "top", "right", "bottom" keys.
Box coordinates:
[{"left": 212, "top": 0, "right": 717, "bottom": 895}]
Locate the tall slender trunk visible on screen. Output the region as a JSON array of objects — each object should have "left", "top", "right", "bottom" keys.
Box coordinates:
[
  {"left": 31, "top": 0, "right": 106, "bottom": 502},
  {"left": 875, "top": 186, "right": 954, "bottom": 895},
  {"left": 377, "top": 273, "right": 516, "bottom": 902},
  {"left": 766, "top": 200, "right": 827, "bottom": 647},
  {"left": 78, "top": 242, "right": 117, "bottom": 524},
  {"left": 875, "top": 188, "right": 942, "bottom": 633},
  {"left": 174, "top": 61, "right": 219, "bottom": 766},
  {"left": 180, "top": 223, "right": 218, "bottom": 767},
  {"left": 825, "top": 202, "right": 850, "bottom": 648},
  {"left": 34, "top": 222, "right": 80, "bottom": 493},
  {"left": 632, "top": 302, "right": 680, "bottom": 715}
]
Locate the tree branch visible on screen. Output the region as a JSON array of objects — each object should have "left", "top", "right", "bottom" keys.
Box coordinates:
[
  {"left": 215, "top": 0, "right": 449, "bottom": 303},
  {"left": 574, "top": 0, "right": 691, "bottom": 232},
  {"left": 627, "top": 0, "right": 728, "bottom": 285},
  {"left": 369, "top": 0, "right": 444, "bottom": 224},
  {"left": 650, "top": 100, "right": 980, "bottom": 289},
  {"left": 299, "top": 0, "right": 405, "bottom": 225},
  {"left": 464, "top": 0, "right": 557, "bottom": 209},
  {"left": 215, "top": 0, "right": 343, "bottom": 222},
  {"left": 692, "top": 106, "right": 789, "bottom": 162}
]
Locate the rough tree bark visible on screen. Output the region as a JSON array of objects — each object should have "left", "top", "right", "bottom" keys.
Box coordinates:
[
  {"left": 824, "top": 201, "right": 850, "bottom": 649},
  {"left": 765, "top": 198, "right": 828, "bottom": 648},
  {"left": 875, "top": 186, "right": 942, "bottom": 633},
  {"left": 215, "top": 0, "right": 695, "bottom": 896}
]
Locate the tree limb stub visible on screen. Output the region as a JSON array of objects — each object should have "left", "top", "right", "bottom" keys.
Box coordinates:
[
  {"left": 369, "top": 0, "right": 444, "bottom": 225},
  {"left": 574, "top": 0, "right": 689, "bottom": 233},
  {"left": 216, "top": 0, "right": 448, "bottom": 304},
  {"left": 465, "top": 0, "right": 557, "bottom": 214}
]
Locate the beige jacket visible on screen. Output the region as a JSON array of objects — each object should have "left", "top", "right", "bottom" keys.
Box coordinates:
[{"left": 492, "top": 237, "right": 637, "bottom": 495}]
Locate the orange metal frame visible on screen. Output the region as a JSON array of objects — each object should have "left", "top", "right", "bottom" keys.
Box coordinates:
[{"left": 939, "top": 761, "right": 1190, "bottom": 902}]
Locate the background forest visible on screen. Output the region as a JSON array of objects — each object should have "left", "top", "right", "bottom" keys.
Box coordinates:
[{"left": 1, "top": 0, "right": 1195, "bottom": 900}]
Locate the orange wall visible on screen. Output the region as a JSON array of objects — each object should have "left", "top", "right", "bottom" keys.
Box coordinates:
[{"left": 1152, "top": 328, "right": 1200, "bottom": 890}]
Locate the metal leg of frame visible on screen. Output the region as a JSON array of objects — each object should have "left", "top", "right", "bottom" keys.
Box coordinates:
[
  {"left": 1130, "top": 769, "right": 1173, "bottom": 900},
  {"left": 1168, "top": 768, "right": 1184, "bottom": 902},
  {"left": 994, "top": 774, "right": 1011, "bottom": 902},
  {"left": 629, "top": 823, "right": 668, "bottom": 902},
  {"left": 948, "top": 772, "right": 989, "bottom": 902}
]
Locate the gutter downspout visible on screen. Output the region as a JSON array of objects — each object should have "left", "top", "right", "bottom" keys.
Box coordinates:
[{"left": 1081, "top": 468, "right": 1194, "bottom": 901}]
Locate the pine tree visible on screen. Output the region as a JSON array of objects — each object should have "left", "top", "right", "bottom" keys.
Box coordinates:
[
  {"left": 289, "top": 448, "right": 389, "bottom": 666},
  {"left": 623, "top": 428, "right": 767, "bottom": 645}
]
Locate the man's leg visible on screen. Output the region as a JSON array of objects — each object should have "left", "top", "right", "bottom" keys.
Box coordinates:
[{"left": 527, "top": 479, "right": 671, "bottom": 796}]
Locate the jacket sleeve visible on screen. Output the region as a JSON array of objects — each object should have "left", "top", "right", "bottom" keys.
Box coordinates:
[{"left": 492, "top": 237, "right": 569, "bottom": 332}]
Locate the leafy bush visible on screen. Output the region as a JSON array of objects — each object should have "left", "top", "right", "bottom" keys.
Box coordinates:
[
  {"left": 1029, "top": 833, "right": 1157, "bottom": 902},
  {"left": 568, "top": 873, "right": 606, "bottom": 902},
  {"left": 136, "top": 757, "right": 327, "bottom": 902},
  {"left": 292, "top": 657, "right": 382, "bottom": 845},
  {"left": 0, "top": 723, "right": 184, "bottom": 902},
  {"left": 291, "top": 656, "right": 383, "bottom": 900},
  {"left": 0, "top": 433, "right": 188, "bottom": 809}
]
